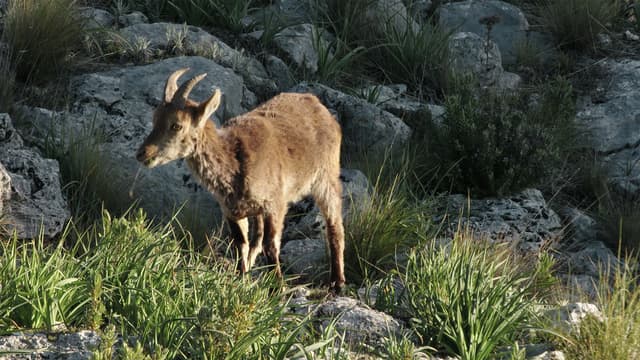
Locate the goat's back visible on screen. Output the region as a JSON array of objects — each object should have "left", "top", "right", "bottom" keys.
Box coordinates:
[{"left": 220, "top": 93, "right": 341, "bottom": 201}]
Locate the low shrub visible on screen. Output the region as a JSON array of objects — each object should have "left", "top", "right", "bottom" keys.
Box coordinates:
[{"left": 416, "top": 76, "right": 577, "bottom": 197}]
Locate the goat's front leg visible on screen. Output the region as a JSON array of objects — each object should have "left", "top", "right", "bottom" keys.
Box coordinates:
[
  {"left": 228, "top": 217, "right": 250, "bottom": 273},
  {"left": 247, "top": 215, "right": 264, "bottom": 269},
  {"left": 263, "top": 210, "right": 285, "bottom": 279}
]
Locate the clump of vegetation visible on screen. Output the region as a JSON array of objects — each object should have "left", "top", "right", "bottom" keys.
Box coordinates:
[
  {"left": 2, "top": 0, "right": 86, "bottom": 83},
  {"left": 538, "top": 0, "right": 621, "bottom": 50},
  {"left": 344, "top": 169, "right": 432, "bottom": 285},
  {"left": 596, "top": 187, "right": 640, "bottom": 255},
  {"left": 560, "top": 259, "right": 640, "bottom": 359},
  {"left": 379, "top": 236, "right": 545, "bottom": 360},
  {"left": 415, "top": 76, "right": 577, "bottom": 197},
  {"left": 0, "top": 210, "right": 345, "bottom": 358},
  {"left": 369, "top": 21, "right": 453, "bottom": 98}
]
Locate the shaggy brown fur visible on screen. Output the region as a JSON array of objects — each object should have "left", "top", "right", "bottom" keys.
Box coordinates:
[{"left": 136, "top": 68, "right": 345, "bottom": 292}]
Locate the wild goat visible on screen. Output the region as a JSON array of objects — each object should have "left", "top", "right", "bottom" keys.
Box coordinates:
[{"left": 136, "top": 68, "right": 345, "bottom": 292}]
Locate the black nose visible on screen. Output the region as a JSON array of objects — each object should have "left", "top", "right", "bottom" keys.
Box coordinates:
[{"left": 136, "top": 147, "right": 146, "bottom": 162}]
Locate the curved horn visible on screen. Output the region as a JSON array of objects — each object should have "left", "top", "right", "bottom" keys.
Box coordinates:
[
  {"left": 164, "top": 68, "right": 190, "bottom": 103},
  {"left": 172, "top": 73, "right": 208, "bottom": 109}
]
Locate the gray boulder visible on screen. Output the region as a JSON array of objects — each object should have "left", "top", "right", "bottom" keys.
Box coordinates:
[
  {"left": 265, "top": 55, "right": 295, "bottom": 92},
  {"left": 80, "top": 7, "right": 115, "bottom": 29},
  {"left": 434, "top": 189, "right": 563, "bottom": 254},
  {"left": 0, "top": 330, "right": 100, "bottom": 360},
  {"left": 448, "top": 31, "right": 521, "bottom": 90},
  {"left": 576, "top": 59, "right": 640, "bottom": 195},
  {"left": 545, "top": 303, "right": 603, "bottom": 333},
  {"left": 119, "top": 23, "right": 276, "bottom": 97},
  {"left": 313, "top": 296, "right": 406, "bottom": 346},
  {"left": 118, "top": 11, "right": 149, "bottom": 27},
  {"left": 0, "top": 114, "right": 69, "bottom": 239},
  {"left": 437, "top": 0, "right": 529, "bottom": 66},
  {"left": 273, "top": 23, "right": 324, "bottom": 74},
  {"left": 289, "top": 82, "right": 411, "bottom": 155}
]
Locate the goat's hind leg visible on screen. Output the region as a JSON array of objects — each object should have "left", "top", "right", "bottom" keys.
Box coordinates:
[
  {"left": 314, "top": 180, "right": 346, "bottom": 293},
  {"left": 228, "top": 217, "right": 251, "bottom": 274}
]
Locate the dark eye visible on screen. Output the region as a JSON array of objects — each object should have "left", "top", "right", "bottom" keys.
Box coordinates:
[{"left": 170, "top": 123, "right": 182, "bottom": 131}]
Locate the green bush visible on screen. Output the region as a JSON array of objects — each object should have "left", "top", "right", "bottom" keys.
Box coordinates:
[
  {"left": 538, "top": 0, "right": 621, "bottom": 50},
  {"left": 400, "top": 237, "right": 540, "bottom": 360},
  {"left": 417, "top": 76, "right": 577, "bottom": 197},
  {"left": 2, "top": 0, "right": 86, "bottom": 83}
]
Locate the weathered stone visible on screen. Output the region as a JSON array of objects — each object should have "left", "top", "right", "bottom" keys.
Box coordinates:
[
  {"left": 273, "top": 23, "right": 324, "bottom": 74},
  {"left": 434, "top": 189, "right": 562, "bottom": 254},
  {"left": 119, "top": 23, "right": 276, "bottom": 97},
  {"left": 0, "top": 113, "right": 69, "bottom": 239},
  {"left": 289, "top": 82, "right": 411, "bottom": 155},
  {"left": 363, "top": 0, "right": 419, "bottom": 38},
  {"left": 265, "top": 55, "right": 295, "bottom": 92},
  {"left": 313, "top": 297, "right": 405, "bottom": 346},
  {"left": 0, "top": 331, "right": 100, "bottom": 360},
  {"left": 545, "top": 303, "right": 603, "bottom": 333},
  {"left": 118, "top": 11, "right": 148, "bottom": 27},
  {"left": 280, "top": 238, "right": 327, "bottom": 279},
  {"left": 449, "top": 31, "right": 520, "bottom": 91},
  {"left": 576, "top": 59, "right": 640, "bottom": 196},
  {"left": 0, "top": 163, "right": 10, "bottom": 219},
  {"left": 437, "top": 0, "right": 529, "bottom": 65},
  {"left": 528, "top": 350, "right": 566, "bottom": 360},
  {"left": 80, "top": 7, "right": 115, "bottom": 29}
]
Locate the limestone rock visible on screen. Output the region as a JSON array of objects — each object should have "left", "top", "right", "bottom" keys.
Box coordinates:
[
  {"left": 449, "top": 31, "right": 521, "bottom": 91},
  {"left": 434, "top": 189, "right": 562, "bottom": 254},
  {"left": 119, "top": 23, "right": 276, "bottom": 97},
  {"left": 273, "top": 23, "right": 324, "bottom": 74},
  {"left": 0, "top": 113, "right": 69, "bottom": 239},
  {"left": 437, "top": 0, "right": 530, "bottom": 66},
  {"left": 313, "top": 297, "right": 406, "bottom": 346},
  {"left": 545, "top": 303, "right": 603, "bottom": 333},
  {"left": 575, "top": 59, "right": 640, "bottom": 195}
]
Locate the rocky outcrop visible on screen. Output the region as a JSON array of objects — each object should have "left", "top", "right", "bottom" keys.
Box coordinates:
[
  {"left": 437, "top": 0, "right": 530, "bottom": 66},
  {"left": 273, "top": 23, "right": 325, "bottom": 74},
  {"left": 434, "top": 189, "right": 563, "bottom": 254},
  {"left": 118, "top": 22, "right": 276, "bottom": 97},
  {"left": 448, "top": 31, "right": 521, "bottom": 91},
  {"left": 313, "top": 296, "right": 406, "bottom": 346},
  {"left": 576, "top": 59, "right": 640, "bottom": 196},
  {"left": 290, "top": 82, "right": 411, "bottom": 155},
  {"left": 0, "top": 114, "right": 69, "bottom": 239},
  {"left": 0, "top": 331, "right": 100, "bottom": 360}
]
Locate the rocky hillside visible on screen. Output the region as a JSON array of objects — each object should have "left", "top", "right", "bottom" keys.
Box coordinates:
[{"left": 0, "top": 0, "right": 639, "bottom": 359}]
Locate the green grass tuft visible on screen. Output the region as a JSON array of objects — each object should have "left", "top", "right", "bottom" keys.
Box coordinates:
[{"left": 2, "top": 0, "right": 86, "bottom": 83}]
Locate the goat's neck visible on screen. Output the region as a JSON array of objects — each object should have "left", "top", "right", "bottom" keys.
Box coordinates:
[{"left": 187, "top": 122, "right": 239, "bottom": 197}]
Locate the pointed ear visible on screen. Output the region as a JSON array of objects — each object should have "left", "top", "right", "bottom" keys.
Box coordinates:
[{"left": 196, "top": 89, "right": 222, "bottom": 128}]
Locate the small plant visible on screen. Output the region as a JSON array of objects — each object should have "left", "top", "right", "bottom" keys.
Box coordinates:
[
  {"left": 165, "top": 24, "right": 189, "bottom": 56},
  {"left": 560, "top": 258, "right": 640, "bottom": 359},
  {"left": 311, "top": 29, "right": 365, "bottom": 86},
  {"left": 401, "top": 236, "right": 540, "bottom": 360},
  {"left": 378, "top": 333, "right": 434, "bottom": 359},
  {"left": 2, "top": 0, "right": 87, "bottom": 83},
  {"left": 43, "top": 121, "right": 131, "bottom": 224},
  {"left": 166, "top": 0, "right": 253, "bottom": 32},
  {"left": 369, "top": 21, "right": 453, "bottom": 98},
  {"left": 420, "top": 76, "right": 577, "bottom": 196},
  {"left": 538, "top": 0, "right": 621, "bottom": 49},
  {"left": 344, "top": 166, "right": 432, "bottom": 285},
  {"left": 0, "top": 47, "right": 15, "bottom": 113},
  {"left": 596, "top": 186, "right": 640, "bottom": 255}
]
